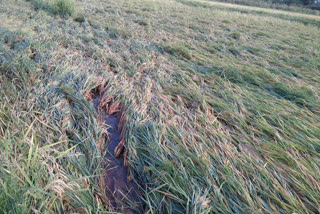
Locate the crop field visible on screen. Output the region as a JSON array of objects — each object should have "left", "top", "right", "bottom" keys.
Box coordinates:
[{"left": 0, "top": 0, "right": 320, "bottom": 213}]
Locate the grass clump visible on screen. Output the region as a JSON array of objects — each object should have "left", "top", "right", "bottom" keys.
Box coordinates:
[
  {"left": 231, "top": 32, "right": 241, "bottom": 39},
  {"left": 28, "top": 0, "right": 75, "bottom": 16},
  {"left": 135, "top": 19, "right": 151, "bottom": 26},
  {"left": 53, "top": 0, "right": 75, "bottom": 16},
  {"left": 73, "top": 13, "right": 86, "bottom": 22},
  {"left": 163, "top": 42, "right": 192, "bottom": 59},
  {"left": 105, "top": 25, "right": 131, "bottom": 39},
  {"left": 216, "top": 66, "right": 244, "bottom": 83},
  {"left": 267, "top": 83, "right": 317, "bottom": 108},
  {"left": 106, "top": 26, "right": 121, "bottom": 39}
]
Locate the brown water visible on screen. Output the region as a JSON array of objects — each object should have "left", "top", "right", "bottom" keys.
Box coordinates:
[{"left": 93, "top": 96, "right": 142, "bottom": 213}]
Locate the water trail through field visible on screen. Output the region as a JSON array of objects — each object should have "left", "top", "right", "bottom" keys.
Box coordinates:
[{"left": 93, "top": 95, "right": 142, "bottom": 214}]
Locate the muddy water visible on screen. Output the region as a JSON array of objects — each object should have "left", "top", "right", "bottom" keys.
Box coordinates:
[{"left": 94, "top": 97, "right": 142, "bottom": 213}]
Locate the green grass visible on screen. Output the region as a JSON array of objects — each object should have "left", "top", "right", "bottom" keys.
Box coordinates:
[
  {"left": 29, "top": 0, "right": 75, "bottom": 16},
  {"left": 0, "top": 56, "right": 106, "bottom": 212},
  {"left": 177, "top": 0, "right": 320, "bottom": 27},
  {"left": 1, "top": 0, "right": 320, "bottom": 213},
  {"left": 162, "top": 42, "right": 192, "bottom": 59},
  {"left": 211, "top": 0, "right": 320, "bottom": 15},
  {"left": 54, "top": 0, "right": 75, "bottom": 16}
]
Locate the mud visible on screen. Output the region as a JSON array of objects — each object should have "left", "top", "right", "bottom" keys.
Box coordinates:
[{"left": 93, "top": 95, "right": 142, "bottom": 214}]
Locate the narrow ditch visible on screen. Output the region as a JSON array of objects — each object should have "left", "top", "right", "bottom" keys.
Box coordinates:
[{"left": 88, "top": 87, "right": 143, "bottom": 213}]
